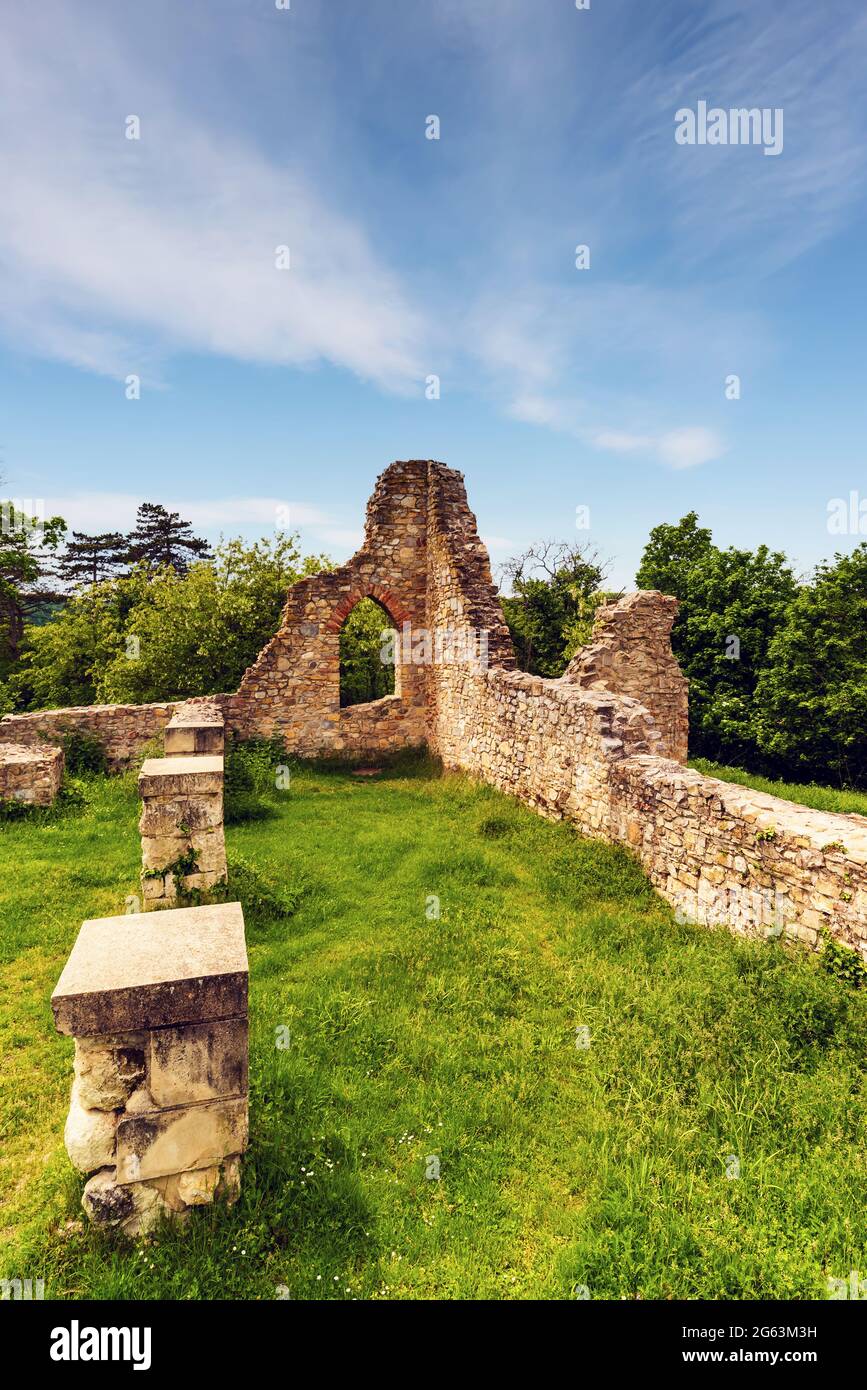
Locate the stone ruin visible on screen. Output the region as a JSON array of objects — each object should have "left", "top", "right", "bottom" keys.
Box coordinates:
[
  {"left": 5, "top": 457, "right": 867, "bottom": 963},
  {"left": 12, "top": 456, "right": 867, "bottom": 1234},
  {"left": 52, "top": 901, "right": 248, "bottom": 1237}
]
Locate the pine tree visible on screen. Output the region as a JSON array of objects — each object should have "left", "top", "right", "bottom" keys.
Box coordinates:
[
  {"left": 125, "top": 504, "right": 212, "bottom": 574},
  {"left": 57, "top": 531, "right": 127, "bottom": 588}
]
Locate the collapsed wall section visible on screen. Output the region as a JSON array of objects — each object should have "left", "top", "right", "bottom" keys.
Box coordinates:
[{"left": 0, "top": 701, "right": 177, "bottom": 771}]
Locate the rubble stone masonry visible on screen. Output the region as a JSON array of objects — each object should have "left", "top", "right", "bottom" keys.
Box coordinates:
[{"left": 5, "top": 459, "right": 867, "bottom": 957}]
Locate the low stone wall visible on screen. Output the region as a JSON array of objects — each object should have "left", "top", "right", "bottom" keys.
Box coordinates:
[
  {"left": 0, "top": 741, "right": 64, "bottom": 805},
  {"left": 51, "top": 902, "right": 249, "bottom": 1236},
  {"left": 0, "top": 701, "right": 178, "bottom": 770},
  {"left": 611, "top": 756, "right": 867, "bottom": 955},
  {"left": 424, "top": 463, "right": 867, "bottom": 960},
  {"left": 139, "top": 756, "right": 227, "bottom": 908},
  {"left": 432, "top": 664, "right": 657, "bottom": 832}
]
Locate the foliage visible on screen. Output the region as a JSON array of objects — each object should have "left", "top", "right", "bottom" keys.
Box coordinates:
[
  {"left": 59, "top": 728, "right": 108, "bottom": 776},
  {"left": 224, "top": 737, "right": 288, "bottom": 824},
  {"left": 338, "top": 598, "right": 395, "bottom": 707},
  {"left": 499, "top": 542, "right": 613, "bottom": 677},
  {"left": 56, "top": 532, "right": 127, "bottom": 588},
  {"left": 0, "top": 503, "right": 66, "bottom": 672},
  {"left": 752, "top": 546, "right": 867, "bottom": 787},
  {"left": 5, "top": 535, "right": 330, "bottom": 710},
  {"left": 820, "top": 932, "right": 867, "bottom": 988},
  {"left": 125, "top": 503, "right": 211, "bottom": 575},
  {"left": 637, "top": 512, "right": 797, "bottom": 768}
]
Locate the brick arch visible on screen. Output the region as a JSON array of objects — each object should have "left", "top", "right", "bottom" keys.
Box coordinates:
[{"left": 325, "top": 586, "right": 412, "bottom": 635}]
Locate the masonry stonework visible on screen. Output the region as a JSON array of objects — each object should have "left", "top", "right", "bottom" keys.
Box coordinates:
[
  {"left": 52, "top": 903, "right": 249, "bottom": 1236},
  {"left": 6, "top": 459, "right": 867, "bottom": 958},
  {"left": 0, "top": 741, "right": 64, "bottom": 805}
]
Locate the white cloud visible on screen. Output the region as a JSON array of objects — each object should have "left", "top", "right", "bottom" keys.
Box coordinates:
[
  {"left": 592, "top": 425, "right": 725, "bottom": 470},
  {"left": 0, "top": 8, "right": 426, "bottom": 391},
  {"left": 592, "top": 431, "right": 654, "bottom": 453},
  {"left": 656, "top": 427, "right": 724, "bottom": 471}
]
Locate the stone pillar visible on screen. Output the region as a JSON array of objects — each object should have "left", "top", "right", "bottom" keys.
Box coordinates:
[
  {"left": 51, "top": 902, "right": 249, "bottom": 1237},
  {"left": 138, "top": 756, "right": 227, "bottom": 908},
  {"left": 164, "top": 700, "right": 225, "bottom": 757}
]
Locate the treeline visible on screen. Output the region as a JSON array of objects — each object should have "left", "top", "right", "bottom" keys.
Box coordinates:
[
  {"left": 0, "top": 499, "right": 330, "bottom": 711},
  {"left": 500, "top": 514, "right": 867, "bottom": 789}
]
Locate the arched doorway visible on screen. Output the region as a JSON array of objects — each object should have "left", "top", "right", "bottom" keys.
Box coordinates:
[{"left": 338, "top": 596, "right": 399, "bottom": 707}]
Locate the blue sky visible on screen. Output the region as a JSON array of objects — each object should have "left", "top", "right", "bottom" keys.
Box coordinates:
[{"left": 2, "top": 0, "right": 867, "bottom": 588}]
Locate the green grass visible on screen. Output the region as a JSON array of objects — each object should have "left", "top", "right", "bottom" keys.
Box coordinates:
[
  {"left": 2, "top": 757, "right": 867, "bottom": 1300},
  {"left": 689, "top": 758, "right": 867, "bottom": 816}
]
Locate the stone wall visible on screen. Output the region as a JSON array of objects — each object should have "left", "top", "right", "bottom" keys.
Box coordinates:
[
  {"left": 0, "top": 741, "right": 64, "bottom": 805},
  {"left": 223, "top": 459, "right": 432, "bottom": 756},
  {"left": 562, "top": 590, "right": 689, "bottom": 763},
  {"left": 6, "top": 457, "right": 867, "bottom": 959},
  {"left": 52, "top": 902, "right": 249, "bottom": 1236},
  {"left": 422, "top": 460, "right": 867, "bottom": 960},
  {"left": 610, "top": 757, "right": 867, "bottom": 955},
  {"left": 0, "top": 701, "right": 177, "bottom": 771}
]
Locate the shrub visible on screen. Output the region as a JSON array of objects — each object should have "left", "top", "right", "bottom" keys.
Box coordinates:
[
  {"left": 59, "top": 728, "right": 108, "bottom": 775},
  {"left": 224, "top": 737, "right": 287, "bottom": 824}
]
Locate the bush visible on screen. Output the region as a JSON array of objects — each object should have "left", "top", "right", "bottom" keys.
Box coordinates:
[
  {"left": 59, "top": 728, "right": 108, "bottom": 775},
  {"left": 224, "top": 737, "right": 288, "bottom": 824}
]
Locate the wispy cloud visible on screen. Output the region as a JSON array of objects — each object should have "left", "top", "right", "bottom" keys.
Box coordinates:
[{"left": 0, "top": 6, "right": 427, "bottom": 391}]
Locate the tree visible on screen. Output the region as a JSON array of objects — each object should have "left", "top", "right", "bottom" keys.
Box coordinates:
[
  {"left": 338, "top": 598, "right": 395, "bottom": 707},
  {"left": 57, "top": 531, "right": 127, "bottom": 588},
  {"left": 4, "top": 533, "right": 331, "bottom": 710},
  {"left": 499, "top": 541, "right": 612, "bottom": 677},
  {"left": 754, "top": 547, "right": 867, "bottom": 786},
  {"left": 0, "top": 502, "right": 66, "bottom": 672},
  {"left": 125, "top": 503, "right": 212, "bottom": 574},
  {"left": 636, "top": 514, "right": 797, "bottom": 767}
]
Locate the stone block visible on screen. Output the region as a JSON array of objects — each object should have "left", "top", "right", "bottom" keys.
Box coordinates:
[
  {"left": 64, "top": 1082, "right": 118, "bottom": 1173},
  {"left": 51, "top": 902, "right": 248, "bottom": 1036},
  {"left": 164, "top": 723, "right": 224, "bottom": 756},
  {"left": 115, "top": 1097, "right": 248, "bottom": 1183},
  {"left": 148, "top": 1018, "right": 248, "bottom": 1107},
  {"left": 138, "top": 756, "right": 224, "bottom": 798},
  {"left": 82, "top": 1167, "right": 175, "bottom": 1237},
  {"left": 73, "top": 1033, "right": 146, "bottom": 1110}
]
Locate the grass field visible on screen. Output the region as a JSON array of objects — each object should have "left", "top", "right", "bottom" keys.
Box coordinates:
[
  {"left": 690, "top": 758, "right": 867, "bottom": 817},
  {"left": 2, "top": 756, "right": 867, "bottom": 1300}
]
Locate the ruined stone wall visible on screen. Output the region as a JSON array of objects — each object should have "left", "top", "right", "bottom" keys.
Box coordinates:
[
  {"left": 223, "top": 458, "right": 430, "bottom": 756},
  {"left": 0, "top": 701, "right": 178, "bottom": 770},
  {"left": 0, "top": 741, "right": 64, "bottom": 805},
  {"left": 7, "top": 457, "right": 867, "bottom": 961},
  {"left": 562, "top": 590, "right": 689, "bottom": 763},
  {"left": 610, "top": 756, "right": 867, "bottom": 955},
  {"left": 423, "top": 460, "right": 867, "bottom": 960}
]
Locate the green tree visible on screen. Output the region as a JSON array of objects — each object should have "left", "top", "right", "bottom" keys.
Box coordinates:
[
  {"left": 5, "top": 534, "right": 329, "bottom": 709},
  {"left": 0, "top": 503, "right": 66, "bottom": 672},
  {"left": 57, "top": 531, "right": 127, "bottom": 588},
  {"left": 125, "top": 503, "right": 212, "bottom": 574},
  {"left": 499, "top": 542, "right": 611, "bottom": 677},
  {"left": 338, "top": 597, "right": 395, "bottom": 707},
  {"left": 754, "top": 546, "right": 867, "bottom": 786},
  {"left": 636, "top": 513, "right": 797, "bottom": 766}
]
